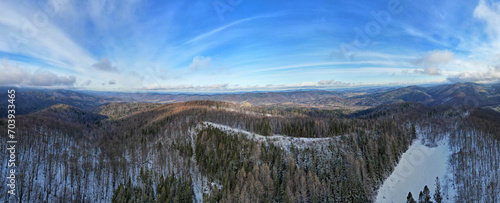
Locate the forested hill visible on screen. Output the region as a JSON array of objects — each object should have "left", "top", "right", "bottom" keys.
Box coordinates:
[
  {"left": 1, "top": 95, "right": 499, "bottom": 202},
  {"left": 0, "top": 89, "right": 121, "bottom": 117}
]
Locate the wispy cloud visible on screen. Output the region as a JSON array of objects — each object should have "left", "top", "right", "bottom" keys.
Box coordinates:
[
  {"left": 0, "top": 1, "right": 96, "bottom": 72},
  {"left": 474, "top": 0, "right": 500, "bottom": 41},
  {"left": 245, "top": 60, "right": 411, "bottom": 73},
  {"left": 403, "top": 26, "right": 450, "bottom": 47},
  {"left": 141, "top": 83, "right": 229, "bottom": 91},
  {"left": 188, "top": 56, "right": 212, "bottom": 71},
  {"left": 185, "top": 13, "right": 284, "bottom": 44}
]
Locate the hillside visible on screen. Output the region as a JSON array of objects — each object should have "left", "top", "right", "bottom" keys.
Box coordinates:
[{"left": 0, "top": 83, "right": 499, "bottom": 202}]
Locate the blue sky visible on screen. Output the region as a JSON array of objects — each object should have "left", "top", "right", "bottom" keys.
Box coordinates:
[{"left": 0, "top": 0, "right": 499, "bottom": 92}]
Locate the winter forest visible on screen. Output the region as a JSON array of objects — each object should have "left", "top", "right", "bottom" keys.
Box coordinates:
[
  {"left": 1, "top": 0, "right": 500, "bottom": 202},
  {"left": 0, "top": 89, "right": 499, "bottom": 202}
]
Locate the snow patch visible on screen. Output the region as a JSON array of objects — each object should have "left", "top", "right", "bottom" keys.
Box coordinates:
[
  {"left": 376, "top": 138, "right": 456, "bottom": 202},
  {"left": 212, "top": 107, "right": 280, "bottom": 118},
  {"left": 441, "top": 97, "right": 452, "bottom": 104}
]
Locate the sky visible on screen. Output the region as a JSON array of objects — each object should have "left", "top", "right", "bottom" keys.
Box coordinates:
[{"left": 0, "top": 0, "right": 499, "bottom": 92}]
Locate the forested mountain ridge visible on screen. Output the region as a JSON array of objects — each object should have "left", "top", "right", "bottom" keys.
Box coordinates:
[
  {"left": 1, "top": 82, "right": 499, "bottom": 118},
  {"left": 0, "top": 89, "right": 121, "bottom": 117},
  {"left": 350, "top": 82, "right": 500, "bottom": 107},
  {"left": 0, "top": 83, "right": 499, "bottom": 202},
  {"left": 92, "top": 82, "right": 500, "bottom": 109}
]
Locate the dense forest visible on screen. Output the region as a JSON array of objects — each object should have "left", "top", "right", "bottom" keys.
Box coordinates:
[{"left": 0, "top": 91, "right": 499, "bottom": 202}]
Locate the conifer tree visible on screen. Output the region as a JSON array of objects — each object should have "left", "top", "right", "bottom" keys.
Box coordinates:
[
  {"left": 422, "top": 185, "right": 432, "bottom": 203},
  {"left": 434, "top": 177, "right": 443, "bottom": 203},
  {"left": 407, "top": 192, "right": 416, "bottom": 203},
  {"left": 418, "top": 191, "right": 424, "bottom": 203}
]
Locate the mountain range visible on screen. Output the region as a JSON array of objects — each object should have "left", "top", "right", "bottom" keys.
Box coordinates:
[{"left": 2, "top": 82, "right": 499, "bottom": 118}]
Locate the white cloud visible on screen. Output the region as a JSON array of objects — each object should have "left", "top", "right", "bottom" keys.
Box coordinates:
[
  {"left": 188, "top": 56, "right": 212, "bottom": 71},
  {"left": 447, "top": 62, "right": 500, "bottom": 83},
  {"left": 81, "top": 80, "right": 92, "bottom": 86},
  {"left": 274, "top": 80, "right": 352, "bottom": 89},
  {"left": 0, "top": 62, "right": 30, "bottom": 85},
  {"left": 30, "top": 69, "right": 76, "bottom": 86},
  {"left": 92, "top": 58, "right": 118, "bottom": 72},
  {"left": 414, "top": 66, "right": 441, "bottom": 76},
  {"left": 416, "top": 50, "right": 454, "bottom": 64},
  {"left": 447, "top": 68, "right": 500, "bottom": 83},
  {"left": 140, "top": 79, "right": 352, "bottom": 92},
  {"left": 414, "top": 50, "right": 454, "bottom": 75},
  {"left": 317, "top": 80, "right": 346, "bottom": 86},
  {"left": 0, "top": 61, "right": 76, "bottom": 86},
  {"left": 141, "top": 83, "right": 228, "bottom": 91},
  {"left": 246, "top": 60, "right": 409, "bottom": 74}
]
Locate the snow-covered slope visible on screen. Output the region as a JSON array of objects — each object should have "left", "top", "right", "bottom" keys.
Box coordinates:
[
  {"left": 376, "top": 138, "right": 456, "bottom": 202},
  {"left": 203, "top": 121, "right": 335, "bottom": 149}
]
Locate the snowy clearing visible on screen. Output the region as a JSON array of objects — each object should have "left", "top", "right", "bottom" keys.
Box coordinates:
[{"left": 376, "top": 138, "right": 456, "bottom": 202}]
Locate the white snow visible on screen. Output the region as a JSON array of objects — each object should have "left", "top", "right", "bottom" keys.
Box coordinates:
[
  {"left": 376, "top": 138, "right": 456, "bottom": 202},
  {"left": 188, "top": 128, "right": 212, "bottom": 203},
  {"left": 188, "top": 127, "right": 225, "bottom": 202},
  {"left": 202, "top": 121, "right": 334, "bottom": 150},
  {"left": 212, "top": 107, "right": 280, "bottom": 118},
  {"left": 441, "top": 97, "right": 452, "bottom": 104}
]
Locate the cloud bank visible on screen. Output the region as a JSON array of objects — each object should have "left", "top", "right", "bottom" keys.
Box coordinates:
[
  {"left": 0, "top": 62, "right": 76, "bottom": 86},
  {"left": 140, "top": 79, "right": 352, "bottom": 92},
  {"left": 414, "top": 50, "right": 454, "bottom": 75}
]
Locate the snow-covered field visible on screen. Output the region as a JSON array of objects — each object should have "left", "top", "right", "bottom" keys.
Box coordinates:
[{"left": 376, "top": 138, "right": 456, "bottom": 202}]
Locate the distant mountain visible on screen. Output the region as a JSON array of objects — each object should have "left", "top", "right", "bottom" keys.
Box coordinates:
[
  {"left": 341, "top": 82, "right": 499, "bottom": 108},
  {"left": 425, "top": 82, "right": 498, "bottom": 107},
  {"left": 91, "top": 90, "right": 346, "bottom": 105},
  {"left": 0, "top": 89, "right": 122, "bottom": 117},
  {"left": 349, "top": 85, "right": 433, "bottom": 106},
  {"left": 92, "top": 82, "right": 500, "bottom": 109},
  {"left": 1, "top": 82, "right": 499, "bottom": 118}
]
